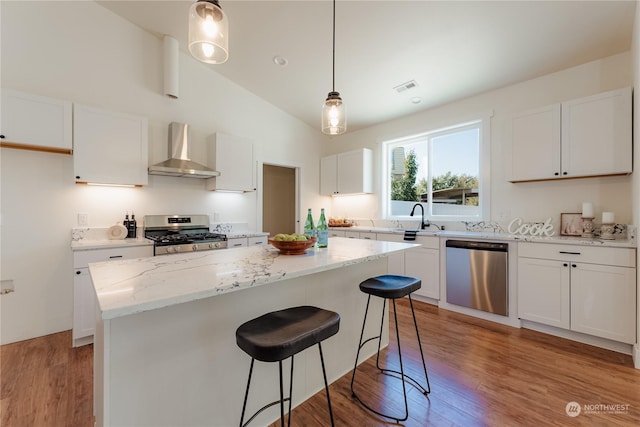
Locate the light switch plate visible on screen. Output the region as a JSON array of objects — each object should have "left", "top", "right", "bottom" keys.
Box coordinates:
[{"left": 78, "top": 213, "right": 89, "bottom": 227}]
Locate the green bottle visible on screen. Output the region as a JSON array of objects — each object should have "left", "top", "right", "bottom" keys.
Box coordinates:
[
  {"left": 317, "top": 208, "right": 328, "bottom": 248},
  {"left": 304, "top": 209, "right": 315, "bottom": 238}
]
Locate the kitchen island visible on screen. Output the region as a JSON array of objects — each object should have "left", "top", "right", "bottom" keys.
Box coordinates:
[{"left": 90, "top": 237, "right": 418, "bottom": 427}]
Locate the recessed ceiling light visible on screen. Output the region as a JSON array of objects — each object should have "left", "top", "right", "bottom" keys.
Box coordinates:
[
  {"left": 273, "top": 56, "right": 288, "bottom": 66},
  {"left": 410, "top": 97, "right": 422, "bottom": 104}
]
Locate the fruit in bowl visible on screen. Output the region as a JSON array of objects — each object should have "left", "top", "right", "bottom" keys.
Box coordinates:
[{"left": 269, "top": 233, "right": 317, "bottom": 255}]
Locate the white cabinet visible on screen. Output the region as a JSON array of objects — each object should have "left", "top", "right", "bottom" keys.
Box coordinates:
[
  {"left": 517, "top": 242, "right": 636, "bottom": 343},
  {"left": 227, "top": 237, "right": 248, "bottom": 248},
  {"left": 509, "top": 87, "right": 632, "bottom": 182},
  {"left": 206, "top": 133, "right": 255, "bottom": 192},
  {"left": 248, "top": 236, "right": 268, "bottom": 246},
  {"left": 73, "top": 104, "right": 148, "bottom": 186},
  {"left": 0, "top": 89, "right": 72, "bottom": 154},
  {"left": 73, "top": 245, "right": 152, "bottom": 347},
  {"left": 320, "top": 148, "right": 372, "bottom": 195},
  {"left": 227, "top": 236, "right": 267, "bottom": 248},
  {"left": 328, "top": 229, "right": 346, "bottom": 237},
  {"left": 377, "top": 233, "right": 440, "bottom": 300}
]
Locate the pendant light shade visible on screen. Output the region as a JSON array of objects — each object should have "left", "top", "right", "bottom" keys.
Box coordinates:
[
  {"left": 188, "top": 0, "right": 228, "bottom": 64},
  {"left": 322, "top": 91, "right": 346, "bottom": 135},
  {"left": 322, "top": 0, "right": 346, "bottom": 135}
]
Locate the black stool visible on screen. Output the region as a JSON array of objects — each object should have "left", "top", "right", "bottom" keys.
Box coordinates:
[
  {"left": 350, "top": 275, "right": 430, "bottom": 422},
  {"left": 236, "top": 306, "right": 340, "bottom": 427}
]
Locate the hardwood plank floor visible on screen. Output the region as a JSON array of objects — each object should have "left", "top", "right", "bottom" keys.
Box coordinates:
[{"left": 2, "top": 299, "right": 640, "bottom": 426}]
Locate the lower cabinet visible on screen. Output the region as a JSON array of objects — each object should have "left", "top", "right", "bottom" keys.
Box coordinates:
[
  {"left": 517, "top": 242, "right": 636, "bottom": 344},
  {"left": 377, "top": 233, "right": 440, "bottom": 300},
  {"left": 228, "top": 236, "right": 268, "bottom": 248},
  {"left": 73, "top": 245, "right": 153, "bottom": 347}
]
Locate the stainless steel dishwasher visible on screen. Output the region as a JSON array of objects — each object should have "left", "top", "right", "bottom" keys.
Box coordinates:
[{"left": 445, "top": 240, "right": 508, "bottom": 316}]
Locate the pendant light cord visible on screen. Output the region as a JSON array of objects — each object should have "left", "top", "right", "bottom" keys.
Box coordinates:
[{"left": 332, "top": 0, "right": 336, "bottom": 92}]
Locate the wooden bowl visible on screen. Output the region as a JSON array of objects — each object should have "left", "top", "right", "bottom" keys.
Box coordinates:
[{"left": 268, "top": 237, "right": 317, "bottom": 255}]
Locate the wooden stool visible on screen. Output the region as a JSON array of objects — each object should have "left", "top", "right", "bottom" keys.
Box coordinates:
[
  {"left": 350, "top": 274, "right": 431, "bottom": 422},
  {"left": 236, "top": 306, "right": 340, "bottom": 427}
]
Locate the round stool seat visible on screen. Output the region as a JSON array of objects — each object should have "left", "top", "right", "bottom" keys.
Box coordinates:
[
  {"left": 359, "top": 274, "right": 421, "bottom": 299},
  {"left": 236, "top": 306, "right": 340, "bottom": 363}
]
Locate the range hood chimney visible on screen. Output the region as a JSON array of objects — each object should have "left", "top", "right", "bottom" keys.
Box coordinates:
[{"left": 148, "top": 122, "right": 220, "bottom": 178}]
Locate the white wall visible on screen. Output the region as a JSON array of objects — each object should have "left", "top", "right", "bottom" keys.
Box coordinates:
[
  {"left": 324, "top": 52, "right": 633, "bottom": 230},
  {"left": 0, "top": 1, "right": 326, "bottom": 344}
]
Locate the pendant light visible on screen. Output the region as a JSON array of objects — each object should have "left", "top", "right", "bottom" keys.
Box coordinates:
[
  {"left": 188, "top": 0, "right": 228, "bottom": 64},
  {"left": 322, "top": 0, "right": 346, "bottom": 135}
]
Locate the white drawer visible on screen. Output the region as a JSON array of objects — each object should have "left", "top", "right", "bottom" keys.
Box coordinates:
[
  {"left": 248, "top": 236, "right": 267, "bottom": 245},
  {"left": 415, "top": 235, "right": 439, "bottom": 249},
  {"left": 518, "top": 242, "right": 635, "bottom": 268},
  {"left": 227, "top": 237, "right": 248, "bottom": 248},
  {"left": 73, "top": 245, "right": 153, "bottom": 268},
  {"left": 359, "top": 232, "right": 377, "bottom": 240}
]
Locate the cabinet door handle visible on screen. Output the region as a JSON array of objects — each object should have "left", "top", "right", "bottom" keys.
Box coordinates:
[
  {"left": 109, "top": 255, "right": 123, "bottom": 259},
  {"left": 76, "top": 270, "right": 82, "bottom": 275},
  {"left": 563, "top": 263, "right": 568, "bottom": 267},
  {"left": 559, "top": 251, "right": 581, "bottom": 255},
  {"left": 0, "top": 135, "right": 5, "bottom": 139},
  {"left": 554, "top": 172, "right": 559, "bottom": 176},
  {"left": 572, "top": 264, "right": 577, "bottom": 268},
  {"left": 562, "top": 172, "right": 568, "bottom": 175}
]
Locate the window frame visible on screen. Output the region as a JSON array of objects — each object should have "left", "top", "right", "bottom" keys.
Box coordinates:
[{"left": 381, "top": 112, "right": 492, "bottom": 222}]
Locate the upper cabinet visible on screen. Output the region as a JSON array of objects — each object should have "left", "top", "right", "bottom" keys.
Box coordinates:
[
  {"left": 508, "top": 87, "right": 632, "bottom": 182},
  {"left": 320, "top": 148, "right": 373, "bottom": 195},
  {"left": 0, "top": 89, "right": 72, "bottom": 154},
  {"left": 206, "top": 133, "right": 255, "bottom": 192},
  {"left": 73, "top": 104, "right": 148, "bottom": 186}
]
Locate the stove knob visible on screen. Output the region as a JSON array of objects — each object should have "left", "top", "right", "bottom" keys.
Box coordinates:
[
  {"left": 167, "top": 247, "right": 175, "bottom": 253},
  {"left": 192, "top": 245, "right": 198, "bottom": 251},
  {"left": 175, "top": 246, "right": 181, "bottom": 252},
  {"left": 209, "top": 243, "right": 216, "bottom": 249}
]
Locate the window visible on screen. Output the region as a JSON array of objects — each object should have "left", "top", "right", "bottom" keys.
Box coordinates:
[{"left": 383, "top": 115, "right": 490, "bottom": 221}]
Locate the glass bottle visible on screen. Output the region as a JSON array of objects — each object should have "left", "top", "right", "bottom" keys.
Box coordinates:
[
  {"left": 316, "top": 208, "right": 328, "bottom": 248},
  {"left": 304, "top": 209, "right": 315, "bottom": 238},
  {"left": 124, "top": 212, "right": 130, "bottom": 236}
]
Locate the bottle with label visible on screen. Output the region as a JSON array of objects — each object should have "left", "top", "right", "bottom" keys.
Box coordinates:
[
  {"left": 316, "top": 208, "right": 329, "bottom": 248},
  {"left": 304, "top": 208, "right": 315, "bottom": 238},
  {"left": 124, "top": 212, "right": 130, "bottom": 236},
  {"left": 128, "top": 212, "right": 137, "bottom": 238}
]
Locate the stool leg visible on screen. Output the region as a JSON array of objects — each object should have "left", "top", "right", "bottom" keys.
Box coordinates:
[
  {"left": 409, "top": 294, "right": 431, "bottom": 394},
  {"left": 239, "top": 358, "right": 255, "bottom": 427},
  {"left": 287, "top": 356, "right": 294, "bottom": 427},
  {"left": 374, "top": 298, "right": 388, "bottom": 370},
  {"left": 392, "top": 298, "right": 409, "bottom": 422},
  {"left": 350, "top": 294, "right": 371, "bottom": 393},
  {"left": 318, "top": 342, "right": 335, "bottom": 427},
  {"left": 278, "top": 361, "right": 285, "bottom": 427}
]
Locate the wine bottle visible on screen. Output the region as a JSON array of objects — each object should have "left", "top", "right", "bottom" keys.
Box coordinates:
[
  {"left": 128, "top": 212, "right": 137, "bottom": 238},
  {"left": 317, "top": 208, "right": 328, "bottom": 248},
  {"left": 304, "top": 209, "right": 315, "bottom": 238},
  {"left": 124, "top": 212, "right": 130, "bottom": 237}
]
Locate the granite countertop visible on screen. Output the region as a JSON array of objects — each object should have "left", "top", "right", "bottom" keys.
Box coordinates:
[
  {"left": 89, "top": 237, "right": 418, "bottom": 320},
  {"left": 332, "top": 226, "right": 637, "bottom": 248}
]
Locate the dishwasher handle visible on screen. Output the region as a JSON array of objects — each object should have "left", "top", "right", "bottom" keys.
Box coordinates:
[{"left": 446, "top": 239, "right": 508, "bottom": 252}]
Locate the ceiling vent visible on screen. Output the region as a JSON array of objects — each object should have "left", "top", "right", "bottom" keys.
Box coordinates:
[{"left": 393, "top": 80, "right": 418, "bottom": 93}]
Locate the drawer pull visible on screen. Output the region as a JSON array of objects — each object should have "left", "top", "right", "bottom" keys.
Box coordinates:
[
  {"left": 559, "top": 251, "right": 581, "bottom": 255},
  {"left": 109, "top": 255, "right": 123, "bottom": 259}
]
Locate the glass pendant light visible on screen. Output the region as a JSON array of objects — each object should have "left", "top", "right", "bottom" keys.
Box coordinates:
[
  {"left": 322, "top": 0, "right": 346, "bottom": 135},
  {"left": 188, "top": 0, "right": 228, "bottom": 64}
]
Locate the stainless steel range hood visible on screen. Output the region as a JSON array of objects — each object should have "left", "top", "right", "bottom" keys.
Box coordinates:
[{"left": 148, "top": 122, "right": 220, "bottom": 178}]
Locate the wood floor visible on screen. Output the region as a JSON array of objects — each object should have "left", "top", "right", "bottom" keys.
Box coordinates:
[{"left": 2, "top": 299, "right": 640, "bottom": 426}]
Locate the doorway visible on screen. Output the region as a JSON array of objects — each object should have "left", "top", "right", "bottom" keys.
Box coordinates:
[{"left": 262, "top": 164, "right": 297, "bottom": 235}]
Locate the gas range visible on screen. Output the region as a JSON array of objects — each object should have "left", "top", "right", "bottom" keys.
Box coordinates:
[{"left": 144, "top": 214, "right": 228, "bottom": 256}]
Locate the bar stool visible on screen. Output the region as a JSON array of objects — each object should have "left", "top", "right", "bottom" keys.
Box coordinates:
[
  {"left": 236, "top": 305, "right": 340, "bottom": 427},
  {"left": 350, "top": 274, "right": 430, "bottom": 422}
]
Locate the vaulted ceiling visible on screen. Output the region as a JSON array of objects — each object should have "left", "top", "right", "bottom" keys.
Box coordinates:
[{"left": 98, "top": 1, "right": 636, "bottom": 133}]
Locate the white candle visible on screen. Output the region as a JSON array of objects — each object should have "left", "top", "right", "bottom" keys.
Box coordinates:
[
  {"left": 582, "top": 202, "right": 594, "bottom": 218},
  {"left": 602, "top": 211, "right": 615, "bottom": 224}
]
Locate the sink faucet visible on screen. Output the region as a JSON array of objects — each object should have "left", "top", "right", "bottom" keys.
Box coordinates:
[{"left": 410, "top": 203, "right": 430, "bottom": 230}]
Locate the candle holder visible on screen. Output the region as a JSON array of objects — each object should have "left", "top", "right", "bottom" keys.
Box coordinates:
[
  {"left": 582, "top": 217, "right": 595, "bottom": 238},
  {"left": 600, "top": 223, "right": 615, "bottom": 240}
]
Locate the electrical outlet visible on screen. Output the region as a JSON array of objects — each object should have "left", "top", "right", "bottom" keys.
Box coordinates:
[
  {"left": 1, "top": 279, "right": 14, "bottom": 295},
  {"left": 77, "top": 212, "right": 89, "bottom": 227}
]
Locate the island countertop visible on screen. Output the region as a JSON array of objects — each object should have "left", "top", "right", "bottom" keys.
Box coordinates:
[{"left": 89, "top": 237, "right": 419, "bottom": 320}]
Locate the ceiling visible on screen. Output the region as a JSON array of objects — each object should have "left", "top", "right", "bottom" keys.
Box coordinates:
[{"left": 98, "top": 0, "right": 636, "bottom": 133}]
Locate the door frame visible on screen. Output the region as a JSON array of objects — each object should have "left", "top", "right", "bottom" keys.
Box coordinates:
[{"left": 257, "top": 160, "right": 301, "bottom": 234}]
